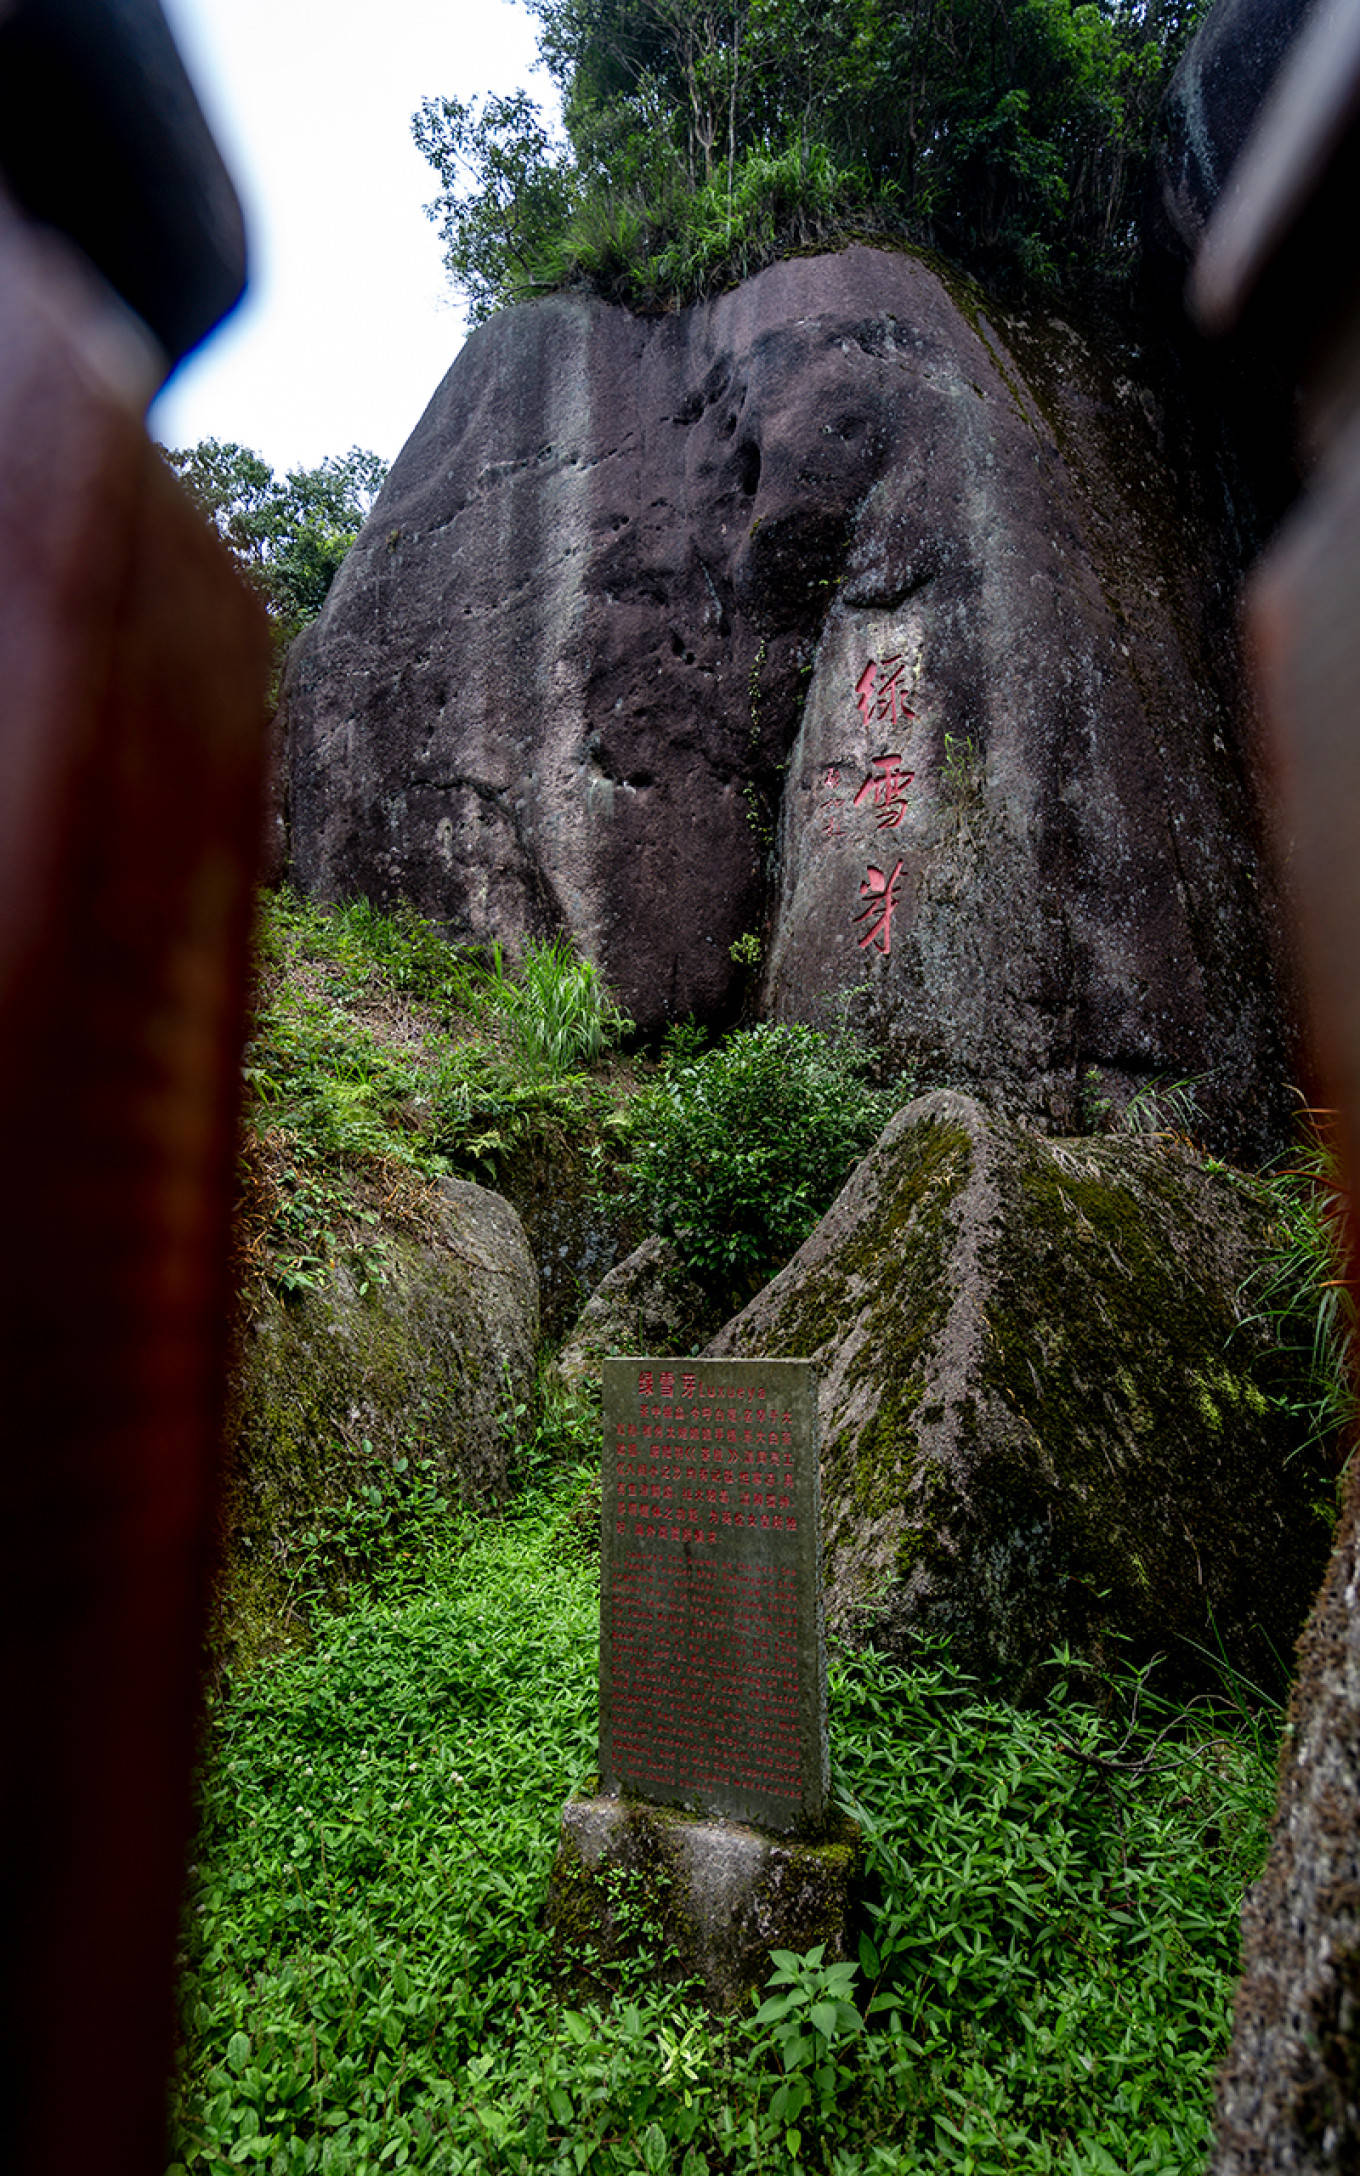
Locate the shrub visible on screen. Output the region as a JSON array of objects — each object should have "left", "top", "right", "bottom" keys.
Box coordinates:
[
  {"left": 623, "top": 1023, "right": 906, "bottom": 1298},
  {"left": 546, "top": 139, "right": 881, "bottom": 311}
]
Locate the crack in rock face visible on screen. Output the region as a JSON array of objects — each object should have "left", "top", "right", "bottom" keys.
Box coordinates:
[{"left": 280, "top": 245, "right": 1295, "bottom": 1161}]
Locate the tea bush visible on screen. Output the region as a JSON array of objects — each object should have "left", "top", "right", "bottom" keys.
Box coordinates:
[{"left": 623, "top": 1023, "right": 909, "bottom": 1301}]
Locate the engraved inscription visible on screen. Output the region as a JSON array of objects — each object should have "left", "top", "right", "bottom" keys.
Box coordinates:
[
  {"left": 853, "top": 857, "right": 904, "bottom": 955},
  {"left": 606, "top": 1559, "right": 801, "bottom": 1799},
  {"left": 854, "top": 655, "right": 915, "bottom": 733},
  {"left": 852, "top": 751, "right": 914, "bottom": 829},
  {"left": 611, "top": 1379, "right": 797, "bottom": 1545},
  {"left": 600, "top": 1357, "right": 826, "bottom": 1832},
  {"left": 803, "top": 656, "right": 926, "bottom": 954}
]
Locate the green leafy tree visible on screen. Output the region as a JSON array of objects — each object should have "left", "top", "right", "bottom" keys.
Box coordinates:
[
  {"left": 412, "top": 90, "right": 575, "bottom": 324},
  {"left": 416, "top": 0, "right": 1208, "bottom": 312},
  {"left": 163, "top": 439, "right": 388, "bottom": 639}
]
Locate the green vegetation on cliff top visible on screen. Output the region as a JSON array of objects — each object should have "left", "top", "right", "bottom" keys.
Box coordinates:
[{"left": 414, "top": 0, "right": 1209, "bottom": 316}]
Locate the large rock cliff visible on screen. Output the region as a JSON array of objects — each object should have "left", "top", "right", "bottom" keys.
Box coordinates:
[{"left": 281, "top": 244, "right": 1294, "bottom": 1157}]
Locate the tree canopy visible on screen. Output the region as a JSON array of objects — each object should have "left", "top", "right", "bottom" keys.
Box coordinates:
[
  {"left": 163, "top": 440, "right": 388, "bottom": 640},
  {"left": 415, "top": 0, "right": 1206, "bottom": 316}
]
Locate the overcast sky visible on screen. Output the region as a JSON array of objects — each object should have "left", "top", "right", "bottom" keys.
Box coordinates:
[{"left": 151, "top": 0, "right": 551, "bottom": 476}]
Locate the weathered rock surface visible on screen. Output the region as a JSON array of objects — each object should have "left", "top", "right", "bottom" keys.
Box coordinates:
[
  {"left": 224, "top": 1179, "right": 536, "bottom": 1637},
  {"left": 281, "top": 245, "right": 1294, "bottom": 1159},
  {"left": 1211, "top": 1455, "right": 1360, "bottom": 2173},
  {"left": 494, "top": 1129, "right": 643, "bottom": 1346},
  {"left": 555, "top": 1235, "right": 722, "bottom": 1393},
  {"left": 548, "top": 1794, "right": 863, "bottom": 2012},
  {"left": 1150, "top": 0, "right": 1309, "bottom": 266},
  {"left": 757, "top": 281, "right": 1291, "bottom": 1155},
  {"left": 706, "top": 1090, "right": 1330, "bottom": 1697}
]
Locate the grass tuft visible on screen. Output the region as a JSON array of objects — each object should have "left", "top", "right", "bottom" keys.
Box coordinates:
[
  {"left": 1240, "top": 1109, "right": 1358, "bottom": 1463},
  {"left": 479, "top": 935, "right": 634, "bottom": 1078}
]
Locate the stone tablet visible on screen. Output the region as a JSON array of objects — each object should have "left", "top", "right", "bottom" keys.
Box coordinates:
[{"left": 600, "top": 1356, "right": 827, "bottom": 1834}]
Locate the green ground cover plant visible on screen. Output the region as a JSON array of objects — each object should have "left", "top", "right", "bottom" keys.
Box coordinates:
[
  {"left": 168, "top": 1458, "right": 1277, "bottom": 2176},
  {"left": 241, "top": 893, "right": 633, "bottom": 1294}
]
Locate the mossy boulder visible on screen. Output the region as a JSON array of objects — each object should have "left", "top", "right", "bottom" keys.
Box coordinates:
[
  {"left": 494, "top": 1122, "right": 644, "bottom": 1346},
  {"left": 707, "top": 1090, "right": 1332, "bottom": 1697},
  {"left": 554, "top": 1236, "right": 724, "bottom": 1396},
  {"left": 222, "top": 1179, "right": 537, "bottom": 1654}
]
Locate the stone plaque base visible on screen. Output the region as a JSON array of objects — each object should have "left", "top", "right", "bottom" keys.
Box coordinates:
[{"left": 547, "top": 1793, "right": 864, "bottom": 2014}]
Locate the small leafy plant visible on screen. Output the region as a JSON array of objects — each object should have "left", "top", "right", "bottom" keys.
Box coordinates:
[
  {"left": 940, "top": 731, "right": 983, "bottom": 811},
  {"left": 1118, "top": 1073, "right": 1203, "bottom": 1140},
  {"left": 755, "top": 1945, "right": 863, "bottom": 2153},
  {"left": 1242, "top": 1110, "right": 1358, "bottom": 1460}
]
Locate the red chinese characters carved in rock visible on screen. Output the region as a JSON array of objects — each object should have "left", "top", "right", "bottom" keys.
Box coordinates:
[
  {"left": 855, "top": 656, "right": 915, "bottom": 734},
  {"left": 852, "top": 751, "right": 915, "bottom": 829},
  {"left": 854, "top": 860, "right": 904, "bottom": 955}
]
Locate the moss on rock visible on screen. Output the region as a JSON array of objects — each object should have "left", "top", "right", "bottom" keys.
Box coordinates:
[
  {"left": 554, "top": 1235, "right": 728, "bottom": 1400},
  {"left": 219, "top": 1178, "right": 538, "bottom": 1665},
  {"left": 547, "top": 1794, "right": 864, "bottom": 2013},
  {"left": 708, "top": 1090, "right": 1333, "bottom": 1698},
  {"left": 495, "top": 1116, "right": 645, "bottom": 1345}
]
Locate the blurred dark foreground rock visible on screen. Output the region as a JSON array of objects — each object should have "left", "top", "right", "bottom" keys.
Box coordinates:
[
  {"left": 1149, "top": 0, "right": 1309, "bottom": 266},
  {"left": 707, "top": 1091, "right": 1332, "bottom": 1700}
]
